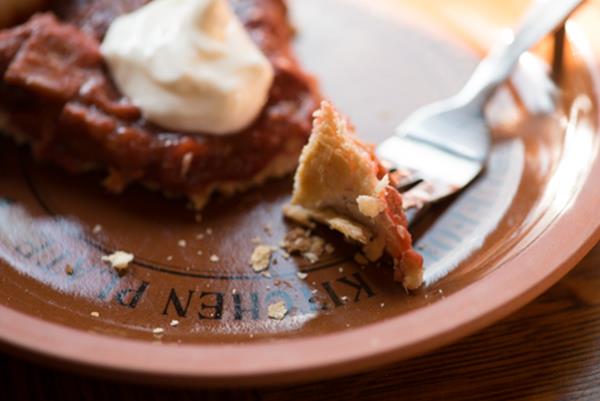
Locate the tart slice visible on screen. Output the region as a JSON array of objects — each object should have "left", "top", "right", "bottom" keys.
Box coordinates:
[
  {"left": 0, "top": 0, "right": 320, "bottom": 209},
  {"left": 283, "top": 102, "right": 423, "bottom": 289}
]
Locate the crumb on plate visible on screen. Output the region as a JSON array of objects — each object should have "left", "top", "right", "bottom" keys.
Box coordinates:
[
  {"left": 65, "top": 264, "right": 74, "bottom": 275},
  {"left": 303, "top": 252, "right": 319, "bottom": 264},
  {"left": 280, "top": 227, "right": 326, "bottom": 263},
  {"left": 101, "top": 251, "right": 134, "bottom": 274},
  {"left": 268, "top": 301, "right": 288, "bottom": 320},
  {"left": 250, "top": 245, "right": 275, "bottom": 272}
]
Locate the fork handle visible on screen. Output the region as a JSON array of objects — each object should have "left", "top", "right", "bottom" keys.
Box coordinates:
[{"left": 459, "top": 0, "right": 585, "bottom": 108}]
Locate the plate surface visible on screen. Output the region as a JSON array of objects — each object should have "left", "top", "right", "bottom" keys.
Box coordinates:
[{"left": 0, "top": 0, "right": 599, "bottom": 386}]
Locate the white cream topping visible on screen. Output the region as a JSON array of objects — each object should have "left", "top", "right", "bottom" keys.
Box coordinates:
[{"left": 100, "top": 0, "right": 274, "bottom": 135}]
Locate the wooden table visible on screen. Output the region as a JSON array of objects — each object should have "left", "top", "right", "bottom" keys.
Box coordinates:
[{"left": 2, "top": 242, "right": 598, "bottom": 401}]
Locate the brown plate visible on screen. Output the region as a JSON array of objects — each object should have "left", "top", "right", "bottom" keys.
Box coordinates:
[{"left": 0, "top": 0, "right": 599, "bottom": 387}]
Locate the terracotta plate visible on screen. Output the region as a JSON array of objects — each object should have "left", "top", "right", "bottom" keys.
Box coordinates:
[{"left": 0, "top": 0, "right": 599, "bottom": 387}]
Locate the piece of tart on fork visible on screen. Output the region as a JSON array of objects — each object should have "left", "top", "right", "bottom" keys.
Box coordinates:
[{"left": 284, "top": 102, "right": 423, "bottom": 289}]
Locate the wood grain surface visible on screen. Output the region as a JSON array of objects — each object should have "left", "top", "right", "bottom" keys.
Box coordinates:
[{"left": 2, "top": 242, "right": 598, "bottom": 401}]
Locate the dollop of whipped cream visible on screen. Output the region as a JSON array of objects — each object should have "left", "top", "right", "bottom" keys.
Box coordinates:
[{"left": 100, "top": 0, "right": 274, "bottom": 135}]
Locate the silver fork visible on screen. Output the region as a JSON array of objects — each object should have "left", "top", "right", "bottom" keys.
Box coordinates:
[{"left": 376, "top": 0, "right": 585, "bottom": 223}]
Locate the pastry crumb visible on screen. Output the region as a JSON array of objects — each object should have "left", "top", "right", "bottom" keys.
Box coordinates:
[
  {"left": 177, "top": 239, "right": 187, "bottom": 248},
  {"left": 380, "top": 302, "right": 385, "bottom": 308},
  {"left": 210, "top": 254, "right": 220, "bottom": 263},
  {"left": 196, "top": 233, "right": 205, "bottom": 240},
  {"left": 281, "top": 227, "right": 326, "bottom": 263},
  {"left": 250, "top": 245, "right": 274, "bottom": 272},
  {"left": 197, "top": 250, "right": 203, "bottom": 256},
  {"left": 206, "top": 228, "right": 213, "bottom": 235},
  {"left": 261, "top": 271, "right": 272, "bottom": 278},
  {"left": 152, "top": 327, "right": 164, "bottom": 335},
  {"left": 250, "top": 236, "right": 262, "bottom": 245},
  {"left": 341, "top": 296, "right": 349, "bottom": 302},
  {"left": 90, "top": 311, "right": 100, "bottom": 318},
  {"left": 296, "top": 271, "right": 308, "bottom": 279},
  {"left": 65, "top": 264, "right": 74, "bottom": 275},
  {"left": 325, "top": 243, "right": 335, "bottom": 254},
  {"left": 166, "top": 255, "right": 173, "bottom": 261},
  {"left": 303, "top": 252, "right": 319, "bottom": 264},
  {"left": 169, "top": 319, "right": 179, "bottom": 327},
  {"left": 92, "top": 224, "right": 103, "bottom": 234},
  {"left": 101, "top": 251, "right": 134, "bottom": 273},
  {"left": 356, "top": 195, "right": 385, "bottom": 218},
  {"left": 268, "top": 301, "right": 288, "bottom": 320}
]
